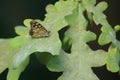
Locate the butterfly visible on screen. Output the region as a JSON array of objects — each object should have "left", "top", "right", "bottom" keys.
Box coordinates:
[{"left": 29, "top": 20, "right": 50, "bottom": 38}]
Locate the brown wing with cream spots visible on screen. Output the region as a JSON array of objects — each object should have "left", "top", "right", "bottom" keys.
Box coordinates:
[{"left": 29, "top": 20, "right": 50, "bottom": 38}]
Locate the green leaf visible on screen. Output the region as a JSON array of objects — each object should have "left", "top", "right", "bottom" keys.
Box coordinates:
[
  {"left": 47, "top": 49, "right": 107, "bottom": 80},
  {"left": 106, "top": 44, "right": 120, "bottom": 72},
  {"left": 35, "top": 52, "right": 53, "bottom": 65},
  {"left": 15, "top": 26, "right": 29, "bottom": 36},
  {"left": 10, "top": 36, "right": 29, "bottom": 48},
  {"left": 98, "top": 27, "right": 111, "bottom": 45},
  {"left": 0, "top": 39, "right": 29, "bottom": 80},
  {"left": 0, "top": 0, "right": 77, "bottom": 79},
  {"left": 0, "top": 17, "right": 62, "bottom": 79},
  {"left": 7, "top": 57, "right": 29, "bottom": 80},
  {"left": 0, "top": 39, "right": 17, "bottom": 73},
  {"left": 0, "top": 0, "right": 119, "bottom": 80},
  {"left": 95, "top": 1, "right": 108, "bottom": 12},
  {"left": 44, "top": 0, "right": 77, "bottom": 31},
  {"left": 87, "top": 12, "right": 93, "bottom": 24},
  {"left": 23, "top": 19, "right": 32, "bottom": 28},
  {"left": 82, "top": 0, "right": 96, "bottom": 12},
  {"left": 114, "top": 25, "right": 120, "bottom": 32},
  {"left": 11, "top": 19, "right": 62, "bottom": 68},
  {"left": 92, "top": 2, "right": 108, "bottom": 25},
  {"left": 65, "top": 4, "right": 88, "bottom": 30},
  {"left": 47, "top": 4, "right": 107, "bottom": 80},
  {"left": 84, "top": 0, "right": 120, "bottom": 73}
]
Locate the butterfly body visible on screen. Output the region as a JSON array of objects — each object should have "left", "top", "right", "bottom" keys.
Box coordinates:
[{"left": 29, "top": 20, "right": 50, "bottom": 38}]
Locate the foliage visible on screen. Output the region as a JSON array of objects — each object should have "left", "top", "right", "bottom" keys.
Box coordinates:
[{"left": 0, "top": 0, "right": 120, "bottom": 80}]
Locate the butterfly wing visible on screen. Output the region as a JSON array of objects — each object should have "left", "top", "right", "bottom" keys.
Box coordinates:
[{"left": 29, "top": 20, "right": 50, "bottom": 38}]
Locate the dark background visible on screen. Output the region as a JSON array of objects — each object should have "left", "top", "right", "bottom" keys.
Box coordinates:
[{"left": 0, "top": 0, "right": 120, "bottom": 80}]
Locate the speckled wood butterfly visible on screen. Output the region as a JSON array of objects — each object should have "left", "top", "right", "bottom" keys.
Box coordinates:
[{"left": 29, "top": 20, "right": 50, "bottom": 38}]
